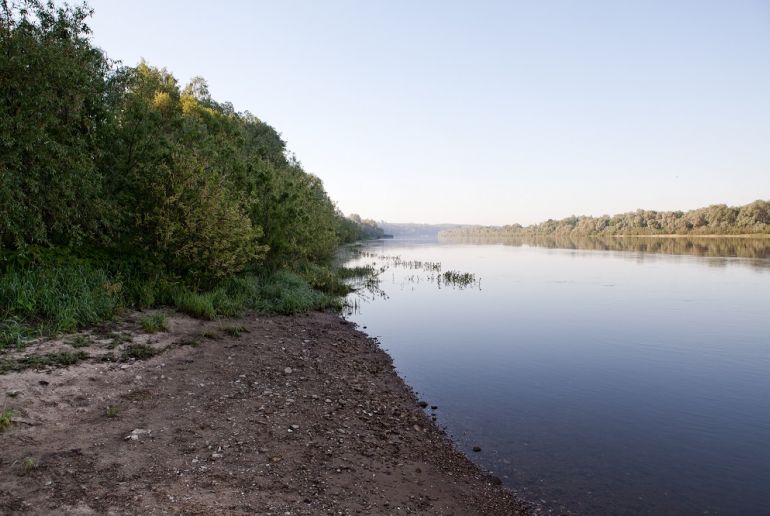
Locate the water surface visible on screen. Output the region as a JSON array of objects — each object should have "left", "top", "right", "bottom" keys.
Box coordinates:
[{"left": 343, "top": 238, "right": 770, "bottom": 515}]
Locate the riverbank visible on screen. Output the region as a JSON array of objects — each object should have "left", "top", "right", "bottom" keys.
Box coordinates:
[{"left": 0, "top": 310, "right": 530, "bottom": 514}]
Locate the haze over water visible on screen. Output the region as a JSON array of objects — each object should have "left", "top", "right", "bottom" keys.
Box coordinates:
[{"left": 344, "top": 238, "right": 770, "bottom": 515}]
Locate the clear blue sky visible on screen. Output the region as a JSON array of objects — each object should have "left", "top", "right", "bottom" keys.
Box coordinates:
[{"left": 87, "top": 0, "right": 770, "bottom": 225}]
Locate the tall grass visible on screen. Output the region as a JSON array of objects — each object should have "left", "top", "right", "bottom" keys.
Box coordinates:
[
  {"left": 0, "top": 263, "right": 122, "bottom": 348},
  {"left": 0, "top": 261, "right": 352, "bottom": 349}
]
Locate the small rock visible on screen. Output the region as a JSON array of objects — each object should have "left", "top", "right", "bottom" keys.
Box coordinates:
[
  {"left": 417, "top": 401, "right": 428, "bottom": 408},
  {"left": 284, "top": 367, "right": 293, "bottom": 374},
  {"left": 472, "top": 446, "right": 482, "bottom": 452},
  {"left": 125, "top": 429, "right": 151, "bottom": 441},
  {"left": 290, "top": 424, "right": 300, "bottom": 430},
  {"left": 431, "top": 405, "right": 438, "bottom": 410}
]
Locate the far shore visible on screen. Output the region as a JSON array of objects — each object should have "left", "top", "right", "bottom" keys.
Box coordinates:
[{"left": 611, "top": 233, "right": 770, "bottom": 239}]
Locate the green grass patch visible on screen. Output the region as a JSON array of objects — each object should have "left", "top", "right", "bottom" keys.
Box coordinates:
[
  {"left": 223, "top": 325, "right": 248, "bottom": 337},
  {"left": 0, "top": 351, "right": 88, "bottom": 374},
  {"left": 0, "top": 409, "right": 13, "bottom": 432},
  {"left": 68, "top": 335, "right": 90, "bottom": 348},
  {"left": 299, "top": 263, "right": 351, "bottom": 295},
  {"left": 254, "top": 271, "right": 342, "bottom": 314},
  {"left": 141, "top": 313, "right": 168, "bottom": 333},
  {"left": 337, "top": 264, "right": 378, "bottom": 279},
  {"left": 0, "top": 262, "right": 122, "bottom": 349},
  {"left": 121, "top": 344, "right": 159, "bottom": 361},
  {"left": 107, "top": 332, "right": 132, "bottom": 348},
  {"left": 19, "top": 457, "right": 36, "bottom": 475},
  {"left": 172, "top": 289, "right": 217, "bottom": 320},
  {"left": 1, "top": 257, "right": 349, "bottom": 350}
]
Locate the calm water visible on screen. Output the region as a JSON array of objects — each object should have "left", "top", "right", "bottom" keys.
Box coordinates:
[{"left": 342, "top": 238, "right": 770, "bottom": 515}]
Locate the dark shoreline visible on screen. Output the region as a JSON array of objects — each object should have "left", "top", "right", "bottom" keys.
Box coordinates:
[{"left": 0, "top": 310, "right": 533, "bottom": 514}]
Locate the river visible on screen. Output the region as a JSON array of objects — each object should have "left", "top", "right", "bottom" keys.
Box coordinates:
[{"left": 342, "top": 237, "right": 770, "bottom": 515}]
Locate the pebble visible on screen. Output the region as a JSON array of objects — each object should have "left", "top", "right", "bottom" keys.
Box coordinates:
[
  {"left": 125, "top": 429, "right": 151, "bottom": 441},
  {"left": 472, "top": 446, "right": 482, "bottom": 452},
  {"left": 284, "top": 367, "right": 293, "bottom": 374}
]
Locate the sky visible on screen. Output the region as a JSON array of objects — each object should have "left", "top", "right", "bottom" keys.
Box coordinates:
[{"left": 86, "top": 0, "right": 770, "bottom": 225}]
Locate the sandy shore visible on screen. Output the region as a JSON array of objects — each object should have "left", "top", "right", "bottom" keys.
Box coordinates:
[{"left": 0, "top": 310, "right": 531, "bottom": 514}]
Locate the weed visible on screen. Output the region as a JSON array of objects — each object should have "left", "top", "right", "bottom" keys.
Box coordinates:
[
  {"left": 223, "top": 325, "right": 248, "bottom": 337},
  {"left": 200, "top": 329, "right": 219, "bottom": 340},
  {"left": 122, "top": 389, "right": 152, "bottom": 401},
  {"left": 20, "top": 457, "right": 36, "bottom": 475},
  {"left": 105, "top": 405, "right": 120, "bottom": 418},
  {"left": 0, "top": 408, "right": 13, "bottom": 432},
  {"left": 68, "top": 335, "right": 90, "bottom": 348},
  {"left": 121, "top": 344, "right": 158, "bottom": 361},
  {"left": 141, "top": 313, "right": 168, "bottom": 333},
  {"left": 107, "top": 332, "right": 131, "bottom": 348},
  {"left": 0, "top": 351, "right": 88, "bottom": 374}
]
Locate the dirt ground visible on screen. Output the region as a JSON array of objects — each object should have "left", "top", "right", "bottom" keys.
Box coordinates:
[{"left": 0, "top": 310, "right": 533, "bottom": 515}]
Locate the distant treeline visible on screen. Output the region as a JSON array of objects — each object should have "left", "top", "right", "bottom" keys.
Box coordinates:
[
  {"left": 0, "top": 1, "right": 381, "bottom": 345},
  {"left": 440, "top": 200, "right": 770, "bottom": 239}
]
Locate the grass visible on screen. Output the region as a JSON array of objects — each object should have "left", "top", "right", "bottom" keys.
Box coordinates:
[
  {"left": 141, "top": 313, "right": 168, "bottom": 333},
  {"left": 0, "top": 351, "right": 88, "bottom": 374},
  {"left": 0, "top": 262, "right": 122, "bottom": 349},
  {"left": 121, "top": 344, "right": 159, "bottom": 361},
  {"left": 105, "top": 405, "right": 120, "bottom": 418},
  {"left": 0, "top": 258, "right": 352, "bottom": 356},
  {"left": 107, "top": 331, "right": 132, "bottom": 348},
  {"left": 254, "top": 271, "right": 342, "bottom": 314},
  {"left": 0, "top": 408, "right": 13, "bottom": 432},
  {"left": 337, "top": 265, "right": 378, "bottom": 279},
  {"left": 20, "top": 457, "right": 36, "bottom": 475},
  {"left": 170, "top": 271, "right": 342, "bottom": 318},
  {"left": 223, "top": 325, "right": 248, "bottom": 337},
  {"left": 68, "top": 335, "right": 90, "bottom": 348}
]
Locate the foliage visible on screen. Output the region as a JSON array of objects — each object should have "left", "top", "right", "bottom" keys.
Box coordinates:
[
  {"left": 339, "top": 214, "right": 389, "bottom": 242},
  {"left": 0, "top": 1, "right": 367, "bottom": 280},
  {"left": 441, "top": 200, "right": 770, "bottom": 239},
  {"left": 0, "top": 1, "right": 379, "bottom": 346}
]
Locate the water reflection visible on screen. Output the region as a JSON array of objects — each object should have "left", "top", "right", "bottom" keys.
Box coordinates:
[{"left": 440, "top": 234, "right": 770, "bottom": 267}]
